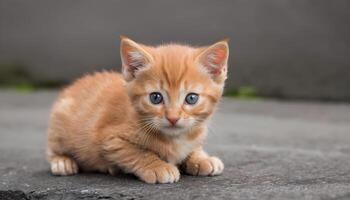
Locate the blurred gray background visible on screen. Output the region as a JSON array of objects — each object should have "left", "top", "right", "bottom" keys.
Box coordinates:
[{"left": 1, "top": 0, "right": 349, "bottom": 101}]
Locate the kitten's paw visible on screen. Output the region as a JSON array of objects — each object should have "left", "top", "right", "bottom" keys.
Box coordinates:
[
  {"left": 185, "top": 156, "right": 224, "bottom": 176},
  {"left": 50, "top": 155, "right": 79, "bottom": 176},
  {"left": 136, "top": 163, "right": 180, "bottom": 184}
]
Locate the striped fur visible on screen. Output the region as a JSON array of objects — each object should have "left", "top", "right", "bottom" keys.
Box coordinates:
[{"left": 47, "top": 37, "right": 229, "bottom": 183}]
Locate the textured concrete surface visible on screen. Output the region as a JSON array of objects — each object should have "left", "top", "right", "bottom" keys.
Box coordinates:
[
  {"left": 1, "top": 1, "right": 350, "bottom": 100},
  {"left": 1, "top": 90, "right": 350, "bottom": 200}
]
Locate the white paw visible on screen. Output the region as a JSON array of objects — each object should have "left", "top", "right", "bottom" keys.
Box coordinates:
[
  {"left": 209, "top": 157, "right": 224, "bottom": 176},
  {"left": 186, "top": 156, "right": 224, "bottom": 176},
  {"left": 50, "top": 156, "right": 79, "bottom": 176},
  {"left": 136, "top": 163, "right": 180, "bottom": 184}
]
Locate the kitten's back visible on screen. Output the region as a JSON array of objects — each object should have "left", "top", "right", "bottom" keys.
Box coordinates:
[{"left": 47, "top": 71, "right": 132, "bottom": 172}]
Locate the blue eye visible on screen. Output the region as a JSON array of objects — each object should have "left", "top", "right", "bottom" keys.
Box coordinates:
[
  {"left": 185, "top": 93, "right": 199, "bottom": 105},
  {"left": 149, "top": 92, "right": 163, "bottom": 104}
]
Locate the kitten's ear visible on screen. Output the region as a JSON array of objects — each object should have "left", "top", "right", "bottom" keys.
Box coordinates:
[
  {"left": 120, "top": 36, "right": 154, "bottom": 81},
  {"left": 196, "top": 39, "right": 229, "bottom": 83}
]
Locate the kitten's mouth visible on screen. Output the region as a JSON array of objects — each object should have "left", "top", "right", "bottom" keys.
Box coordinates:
[
  {"left": 163, "top": 125, "right": 183, "bottom": 129},
  {"left": 159, "top": 125, "right": 188, "bottom": 136},
  {"left": 160, "top": 123, "right": 187, "bottom": 131}
]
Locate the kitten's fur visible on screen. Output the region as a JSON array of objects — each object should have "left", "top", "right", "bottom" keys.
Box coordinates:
[{"left": 47, "top": 37, "right": 229, "bottom": 183}]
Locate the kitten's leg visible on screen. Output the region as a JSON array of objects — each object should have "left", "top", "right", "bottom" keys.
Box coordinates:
[
  {"left": 47, "top": 107, "right": 79, "bottom": 176},
  {"left": 49, "top": 154, "right": 79, "bottom": 176},
  {"left": 183, "top": 147, "right": 224, "bottom": 176},
  {"left": 103, "top": 137, "right": 180, "bottom": 184},
  {"left": 47, "top": 130, "right": 79, "bottom": 175}
]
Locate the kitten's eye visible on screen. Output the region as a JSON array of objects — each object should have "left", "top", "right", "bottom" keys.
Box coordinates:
[
  {"left": 149, "top": 92, "right": 163, "bottom": 104},
  {"left": 185, "top": 93, "right": 199, "bottom": 105}
]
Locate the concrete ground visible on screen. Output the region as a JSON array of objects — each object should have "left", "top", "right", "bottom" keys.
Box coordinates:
[{"left": 1, "top": 90, "right": 350, "bottom": 200}]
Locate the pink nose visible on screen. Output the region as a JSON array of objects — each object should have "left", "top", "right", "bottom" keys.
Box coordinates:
[{"left": 167, "top": 117, "right": 179, "bottom": 126}]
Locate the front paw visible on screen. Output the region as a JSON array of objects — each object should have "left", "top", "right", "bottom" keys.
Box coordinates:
[
  {"left": 136, "top": 163, "right": 180, "bottom": 184},
  {"left": 185, "top": 156, "right": 224, "bottom": 176}
]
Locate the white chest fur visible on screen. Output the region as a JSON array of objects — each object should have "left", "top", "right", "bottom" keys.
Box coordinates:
[{"left": 167, "top": 135, "right": 202, "bottom": 164}]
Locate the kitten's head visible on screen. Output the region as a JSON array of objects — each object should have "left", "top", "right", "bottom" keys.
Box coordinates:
[{"left": 120, "top": 37, "right": 229, "bottom": 136}]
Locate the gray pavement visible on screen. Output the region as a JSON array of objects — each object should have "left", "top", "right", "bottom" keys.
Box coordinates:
[{"left": 1, "top": 90, "right": 350, "bottom": 200}]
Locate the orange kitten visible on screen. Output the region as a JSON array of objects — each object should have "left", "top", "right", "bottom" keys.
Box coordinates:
[{"left": 47, "top": 37, "right": 229, "bottom": 183}]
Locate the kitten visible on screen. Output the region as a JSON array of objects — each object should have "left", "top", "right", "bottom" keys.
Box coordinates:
[{"left": 47, "top": 36, "right": 229, "bottom": 183}]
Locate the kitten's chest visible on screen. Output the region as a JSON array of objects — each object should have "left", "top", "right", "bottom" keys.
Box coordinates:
[{"left": 165, "top": 137, "right": 200, "bottom": 164}]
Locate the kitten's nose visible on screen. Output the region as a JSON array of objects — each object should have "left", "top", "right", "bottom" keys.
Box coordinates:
[{"left": 166, "top": 117, "right": 179, "bottom": 126}]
